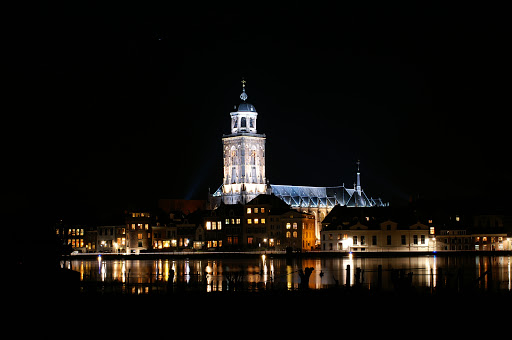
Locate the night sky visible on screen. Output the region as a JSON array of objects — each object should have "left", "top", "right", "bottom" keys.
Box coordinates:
[{"left": 11, "top": 3, "right": 510, "bottom": 224}]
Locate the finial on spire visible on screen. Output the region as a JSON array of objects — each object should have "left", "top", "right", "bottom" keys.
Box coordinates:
[{"left": 240, "top": 78, "right": 248, "bottom": 101}]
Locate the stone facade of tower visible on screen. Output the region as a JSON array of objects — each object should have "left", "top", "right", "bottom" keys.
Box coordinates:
[{"left": 221, "top": 134, "right": 267, "bottom": 204}]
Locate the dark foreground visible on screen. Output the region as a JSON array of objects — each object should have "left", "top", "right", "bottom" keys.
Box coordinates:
[
  {"left": 13, "top": 268, "right": 510, "bottom": 337},
  {"left": 19, "top": 286, "right": 511, "bottom": 331}
]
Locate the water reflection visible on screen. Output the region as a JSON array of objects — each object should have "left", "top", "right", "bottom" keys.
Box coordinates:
[{"left": 61, "top": 255, "right": 511, "bottom": 294}]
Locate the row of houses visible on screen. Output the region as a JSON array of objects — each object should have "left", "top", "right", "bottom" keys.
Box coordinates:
[
  {"left": 320, "top": 205, "right": 512, "bottom": 252},
  {"left": 56, "top": 196, "right": 512, "bottom": 254},
  {"left": 55, "top": 195, "right": 316, "bottom": 254}
]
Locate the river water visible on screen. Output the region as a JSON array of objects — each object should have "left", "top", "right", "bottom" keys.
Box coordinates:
[{"left": 61, "top": 254, "right": 511, "bottom": 294}]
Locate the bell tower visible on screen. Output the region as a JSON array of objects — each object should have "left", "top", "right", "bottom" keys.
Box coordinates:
[{"left": 220, "top": 79, "right": 267, "bottom": 204}]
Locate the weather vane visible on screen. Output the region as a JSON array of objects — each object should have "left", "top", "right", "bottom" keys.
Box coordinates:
[{"left": 240, "top": 78, "right": 248, "bottom": 101}]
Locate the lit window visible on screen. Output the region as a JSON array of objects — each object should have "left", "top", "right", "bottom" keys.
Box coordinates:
[
  {"left": 212, "top": 221, "right": 217, "bottom": 230},
  {"left": 286, "top": 231, "right": 291, "bottom": 238},
  {"left": 455, "top": 216, "right": 460, "bottom": 222},
  {"left": 218, "top": 221, "right": 222, "bottom": 230},
  {"left": 138, "top": 233, "right": 143, "bottom": 240},
  {"left": 430, "top": 227, "right": 435, "bottom": 235},
  {"left": 236, "top": 218, "right": 241, "bottom": 224},
  {"left": 286, "top": 223, "right": 291, "bottom": 229},
  {"left": 248, "top": 219, "right": 252, "bottom": 224},
  {"left": 225, "top": 218, "right": 230, "bottom": 225},
  {"left": 261, "top": 218, "right": 266, "bottom": 224},
  {"left": 145, "top": 224, "right": 149, "bottom": 230},
  {"left": 293, "top": 231, "right": 297, "bottom": 238},
  {"left": 247, "top": 208, "right": 252, "bottom": 214},
  {"left": 206, "top": 221, "right": 211, "bottom": 230},
  {"left": 261, "top": 208, "right": 265, "bottom": 213},
  {"left": 293, "top": 223, "right": 297, "bottom": 229},
  {"left": 254, "top": 218, "right": 259, "bottom": 224},
  {"left": 254, "top": 208, "right": 259, "bottom": 213}
]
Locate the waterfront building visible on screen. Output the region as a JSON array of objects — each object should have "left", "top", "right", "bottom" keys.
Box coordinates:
[
  {"left": 203, "top": 203, "right": 244, "bottom": 250},
  {"left": 321, "top": 219, "right": 434, "bottom": 252},
  {"left": 209, "top": 81, "right": 387, "bottom": 244},
  {"left": 436, "top": 230, "right": 511, "bottom": 251},
  {"left": 244, "top": 194, "right": 316, "bottom": 251},
  {"left": 320, "top": 206, "right": 434, "bottom": 251},
  {"left": 125, "top": 211, "right": 152, "bottom": 254},
  {"left": 97, "top": 225, "right": 126, "bottom": 253},
  {"left": 152, "top": 223, "right": 177, "bottom": 250},
  {"left": 55, "top": 223, "right": 96, "bottom": 253}
]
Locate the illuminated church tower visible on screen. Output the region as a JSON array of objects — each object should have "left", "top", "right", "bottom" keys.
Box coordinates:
[{"left": 210, "top": 80, "right": 267, "bottom": 206}]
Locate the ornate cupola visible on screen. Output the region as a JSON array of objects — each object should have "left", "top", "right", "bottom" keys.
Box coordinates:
[{"left": 230, "top": 79, "right": 258, "bottom": 134}]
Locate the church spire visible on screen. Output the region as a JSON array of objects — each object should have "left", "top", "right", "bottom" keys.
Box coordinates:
[
  {"left": 240, "top": 78, "right": 248, "bottom": 101},
  {"left": 356, "top": 160, "right": 361, "bottom": 195}
]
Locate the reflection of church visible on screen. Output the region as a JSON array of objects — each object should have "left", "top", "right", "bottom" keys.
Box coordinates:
[{"left": 209, "top": 80, "right": 387, "bottom": 240}]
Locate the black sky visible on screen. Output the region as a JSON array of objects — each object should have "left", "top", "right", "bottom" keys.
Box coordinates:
[{"left": 10, "top": 3, "right": 510, "bottom": 224}]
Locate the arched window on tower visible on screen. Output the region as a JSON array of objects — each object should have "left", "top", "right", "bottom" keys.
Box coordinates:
[{"left": 250, "top": 150, "right": 256, "bottom": 165}]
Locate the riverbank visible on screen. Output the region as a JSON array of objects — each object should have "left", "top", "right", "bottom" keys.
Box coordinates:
[{"left": 64, "top": 249, "right": 512, "bottom": 260}]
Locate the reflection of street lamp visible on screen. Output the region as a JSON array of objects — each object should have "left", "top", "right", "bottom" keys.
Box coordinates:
[{"left": 114, "top": 242, "right": 118, "bottom": 253}]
